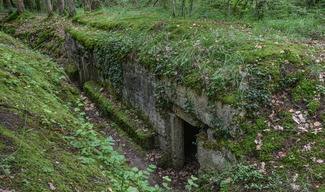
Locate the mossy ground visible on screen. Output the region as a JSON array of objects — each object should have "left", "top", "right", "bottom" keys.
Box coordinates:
[
  {"left": 0, "top": 32, "right": 110, "bottom": 191},
  {"left": 1, "top": 12, "right": 69, "bottom": 68}
]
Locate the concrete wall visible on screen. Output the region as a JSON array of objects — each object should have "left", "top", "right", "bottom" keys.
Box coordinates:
[{"left": 65, "top": 32, "right": 243, "bottom": 172}]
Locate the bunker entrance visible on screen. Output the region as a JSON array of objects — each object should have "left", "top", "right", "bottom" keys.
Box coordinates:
[{"left": 183, "top": 121, "right": 200, "bottom": 164}]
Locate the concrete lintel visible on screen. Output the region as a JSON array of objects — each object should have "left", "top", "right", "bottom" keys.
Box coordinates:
[{"left": 172, "top": 105, "right": 196, "bottom": 127}]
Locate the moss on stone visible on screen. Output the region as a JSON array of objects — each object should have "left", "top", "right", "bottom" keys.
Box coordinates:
[
  {"left": 83, "top": 81, "right": 157, "bottom": 150},
  {"left": 203, "top": 141, "right": 218, "bottom": 150}
]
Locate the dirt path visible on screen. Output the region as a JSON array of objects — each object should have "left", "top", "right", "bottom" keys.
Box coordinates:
[{"left": 79, "top": 91, "right": 161, "bottom": 186}]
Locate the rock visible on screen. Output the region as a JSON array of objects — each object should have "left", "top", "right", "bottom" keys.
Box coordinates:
[{"left": 197, "top": 141, "right": 237, "bottom": 174}]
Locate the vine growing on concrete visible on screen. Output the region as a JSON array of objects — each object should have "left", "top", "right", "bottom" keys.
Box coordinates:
[
  {"left": 95, "top": 34, "right": 130, "bottom": 96},
  {"left": 184, "top": 93, "right": 195, "bottom": 114},
  {"left": 154, "top": 83, "right": 172, "bottom": 115},
  {"left": 208, "top": 101, "right": 229, "bottom": 138}
]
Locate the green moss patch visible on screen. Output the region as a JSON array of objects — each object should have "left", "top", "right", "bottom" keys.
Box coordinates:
[{"left": 83, "top": 81, "right": 157, "bottom": 150}]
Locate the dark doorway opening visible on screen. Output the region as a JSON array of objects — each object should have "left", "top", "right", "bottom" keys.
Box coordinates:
[{"left": 184, "top": 121, "right": 200, "bottom": 164}]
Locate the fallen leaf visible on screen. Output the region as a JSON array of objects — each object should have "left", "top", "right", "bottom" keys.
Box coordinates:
[
  {"left": 48, "top": 182, "right": 56, "bottom": 191},
  {"left": 292, "top": 116, "right": 300, "bottom": 124},
  {"left": 312, "top": 156, "right": 316, "bottom": 162},
  {"left": 257, "top": 133, "right": 263, "bottom": 138},
  {"left": 298, "top": 114, "right": 306, "bottom": 122},
  {"left": 274, "top": 125, "right": 283, "bottom": 131},
  {"left": 278, "top": 151, "right": 287, "bottom": 158},
  {"left": 290, "top": 183, "right": 300, "bottom": 191},
  {"left": 314, "top": 122, "right": 321, "bottom": 127}
]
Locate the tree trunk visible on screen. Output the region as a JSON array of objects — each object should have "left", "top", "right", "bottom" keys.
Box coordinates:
[
  {"left": 16, "top": 0, "right": 25, "bottom": 14},
  {"left": 36, "top": 0, "right": 41, "bottom": 11},
  {"left": 10, "top": 0, "right": 15, "bottom": 8},
  {"left": 58, "top": 0, "right": 64, "bottom": 15},
  {"left": 45, "top": 0, "right": 53, "bottom": 16},
  {"left": 52, "top": 0, "right": 57, "bottom": 11},
  {"left": 84, "top": 0, "right": 90, "bottom": 11},
  {"left": 171, "top": 0, "right": 175, "bottom": 16},
  {"left": 5, "top": 0, "right": 13, "bottom": 14},
  {"left": 181, "top": 0, "right": 185, "bottom": 16},
  {"left": 91, "top": 0, "right": 99, "bottom": 11},
  {"left": 226, "top": 0, "right": 231, "bottom": 19},
  {"left": 189, "top": 0, "right": 193, "bottom": 13},
  {"left": 66, "top": 0, "right": 76, "bottom": 16},
  {"left": 25, "top": 0, "right": 33, "bottom": 10}
]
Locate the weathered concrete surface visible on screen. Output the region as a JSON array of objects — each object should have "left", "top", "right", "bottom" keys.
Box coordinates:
[
  {"left": 197, "top": 140, "right": 238, "bottom": 174},
  {"left": 65, "top": 32, "right": 243, "bottom": 172}
]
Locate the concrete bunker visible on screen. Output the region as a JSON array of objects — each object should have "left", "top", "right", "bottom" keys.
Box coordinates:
[{"left": 66, "top": 32, "right": 241, "bottom": 173}]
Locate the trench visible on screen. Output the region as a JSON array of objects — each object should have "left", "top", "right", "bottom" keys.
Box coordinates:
[{"left": 70, "top": 65, "right": 199, "bottom": 190}]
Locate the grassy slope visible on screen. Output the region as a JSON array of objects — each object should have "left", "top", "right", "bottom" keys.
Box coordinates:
[
  {"left": 0, "top": 31, "right": 109, "bottom": 191},
  {"left": 0, "top": 32, "right": 161, "bottom": 191},
  {"left": 1, "top": 8, "right": 325, "bottom": 191}
]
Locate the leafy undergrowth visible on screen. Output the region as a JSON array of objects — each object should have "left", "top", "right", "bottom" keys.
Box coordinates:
[{"left": 0, "top": 32, "right": 167, "bottom": 191}]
